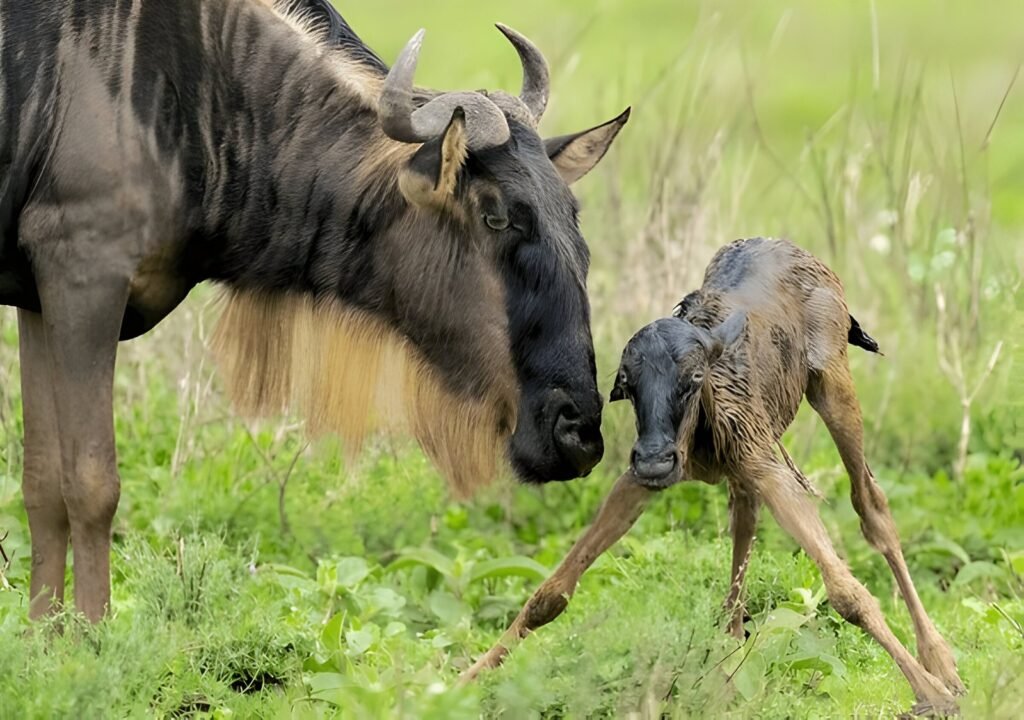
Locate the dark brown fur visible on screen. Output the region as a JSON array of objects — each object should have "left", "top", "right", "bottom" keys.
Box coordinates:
[{"left": 0, "top": 0, "right": 628, "bottom": 622}]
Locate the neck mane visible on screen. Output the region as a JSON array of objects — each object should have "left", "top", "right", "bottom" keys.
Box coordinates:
[{"left": 205, "top": 0, "right": 515, "bottom": 495}]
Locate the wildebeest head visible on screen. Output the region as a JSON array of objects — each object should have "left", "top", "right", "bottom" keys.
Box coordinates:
[
  {"left": 373, "top": 27, "right": 629, "bottom": 484},
  {"left": 610, "top": 313, "right": 746, "bottom": 489}
]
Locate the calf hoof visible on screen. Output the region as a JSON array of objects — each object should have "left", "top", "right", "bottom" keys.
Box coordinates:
[
  {"left": 723, "top": 612, "right": 751, "bottom": 640},
  {"left": 898, "top": 698, "right": 960, "bottom": 719},
  {"left": 919, "top": 642, "right": 966, "bottom": 696},
  {"left": 458, "top": 645, "right": 510, "bottom": 686}
]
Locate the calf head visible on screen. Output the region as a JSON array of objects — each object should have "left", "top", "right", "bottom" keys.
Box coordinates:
[{"left": 610, "top": 313, "right": 746, "bottom": 489}]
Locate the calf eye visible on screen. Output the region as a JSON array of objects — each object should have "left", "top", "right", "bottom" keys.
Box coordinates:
[{"left": 484, "top": 214, "right": 510, "bottom": 231}]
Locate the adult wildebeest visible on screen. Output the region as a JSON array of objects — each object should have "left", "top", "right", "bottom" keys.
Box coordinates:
[
  {"left": 0, "top": 0, "right": 629, "bottom": 621},
  {"left": 464, "top": 238, "right": 964, "bottom": 716}
]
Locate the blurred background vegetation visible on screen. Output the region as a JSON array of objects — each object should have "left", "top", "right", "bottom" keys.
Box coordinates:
[{"left": 1, "top": 0, "right": 1022, "bottom": 717}]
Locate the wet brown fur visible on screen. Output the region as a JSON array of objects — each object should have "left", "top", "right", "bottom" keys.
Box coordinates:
[{"left": 465, "top": 239, "right": 966, "bottom": 717}]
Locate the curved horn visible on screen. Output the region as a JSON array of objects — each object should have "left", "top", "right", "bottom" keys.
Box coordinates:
[
  {"left": 496, "top": 23, "right": 550, "bottom": 121},
  {"left": 378, "top": 29, "right": 425, "bottom": 143},
  {"left": 380, "top": 30, "right": 511, "bottom": 150}
]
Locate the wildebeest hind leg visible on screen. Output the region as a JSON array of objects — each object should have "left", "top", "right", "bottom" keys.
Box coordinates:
[
  {"left": 18, "top": 309, "right": 70, "bottom": 619},
  {"left": 459, "top": 473, "right": 652, "bottom": 682},
  {"left": 807, "top": 365, "right": 965, "bottom": 695},
  {"left": 36, "top": 271, "right": 128, "bottom": 623},
  {"left": 753, "top": 459, "right": 957, "bottom": 716}
]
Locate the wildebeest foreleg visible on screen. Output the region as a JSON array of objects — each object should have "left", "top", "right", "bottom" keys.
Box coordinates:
[
  {"left": 724, "top": 484, "right": 759, "bottom": 638},
  {"left": 808, "top": 365, "right": 965, "bottom": 695},
  {"left": 36, "top": 273, "right": 128, "bottom": 622},
  {"left": 18, "top": 309, "right": 69, "bottom": 619},
  {"left": 753, "top": 459, "right": 957, "bottom": 716},
  {"left": 460, "top": 473, "right": 652, "bottom": 682}
]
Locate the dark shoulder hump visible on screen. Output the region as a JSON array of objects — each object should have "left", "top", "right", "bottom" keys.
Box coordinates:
[
  {"left": 848, "top": 314, "right": 882, "bottom": 355},
  {"left": 279, "top": 0, "right": 388, "bottom": 73}
]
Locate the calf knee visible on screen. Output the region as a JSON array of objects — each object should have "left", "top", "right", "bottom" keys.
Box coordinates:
[
  {"left": 852, "top": 481, "right": 901, "bottom": 554},
  {"left": 524, "top": 581, "right": 572, "bottom": 630},
  {"left": 825, "top": 574, "right": 877, "bottom": 629}
]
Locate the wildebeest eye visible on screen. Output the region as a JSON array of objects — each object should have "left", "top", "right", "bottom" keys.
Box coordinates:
[
  {"left": 689, "top": 370, "right": 704, "bottom": 386},
  {"left": 484, "top": 214, "right": 510, "bottom": 232}
]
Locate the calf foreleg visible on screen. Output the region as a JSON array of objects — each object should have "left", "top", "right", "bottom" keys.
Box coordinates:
[
  {"left": 724, "top": 484, "right": 759, "bottom": 638},
  {"left": 460, "top": 473, "right": 652, "bottom": 682}
]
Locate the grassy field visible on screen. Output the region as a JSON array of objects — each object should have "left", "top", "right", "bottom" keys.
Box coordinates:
[{"left": 2, "top": 0, "right": 1023, "bottom": 717}]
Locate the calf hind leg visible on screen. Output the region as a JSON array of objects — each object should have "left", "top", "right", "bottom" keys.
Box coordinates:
[
  {"left": 18, "top": 310, "right": 70, "bottom": 619},
  {"left": 808, "top": 364, "right": 964, "bottom": 694},
  {"left": 754, "top": 461, "right": 957, "bottom": 716}
]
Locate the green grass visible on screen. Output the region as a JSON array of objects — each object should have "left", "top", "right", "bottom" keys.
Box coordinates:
[{"left": 2, "top": 0, "right": 1023, "bottom": 717}]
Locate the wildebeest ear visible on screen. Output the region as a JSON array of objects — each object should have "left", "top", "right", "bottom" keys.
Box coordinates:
[
  {"left": 705, "top": 311, "right": 747, "bottom": 365},
  {"left": 398, "top": 108, "right": 469, "bottom": 207},
  {"left": 545, "top": 107, "right": 631, "bottom": 186}
]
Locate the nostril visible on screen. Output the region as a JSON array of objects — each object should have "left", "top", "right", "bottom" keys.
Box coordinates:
[
  {"left": 553, "top": 410, "right": 603, "bottom": 475},
  {"left": 631, "top": 448, "right": 677, "bottom": 480},
  {"left": 554, "top": 401, "right": 581, "bottom": 425}
]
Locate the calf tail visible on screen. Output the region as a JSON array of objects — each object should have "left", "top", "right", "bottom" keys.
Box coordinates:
[{"left": 848, "top": 315, "right": 882, "bottom": 355}]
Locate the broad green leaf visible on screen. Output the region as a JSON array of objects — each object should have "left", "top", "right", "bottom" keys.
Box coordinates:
[
  {"left": 761, "top": 607, "right": 810, "bottom": 632},
  {"left": 307, "top": 672, "right": 353, "bottom": 696},
  {"left": 428, "top": 590, "right": 469, "bottom": 625},
  {"left": 321, "top": 612, "right": 345, "bottom": 650},
  {"left": 731, "top": 651, "right": 767, "bottom": 700},
  {"left": 336, "top": 557, "right": 371, "bottom": 589},
  {"left": 467, "top": 556, "right": 549, "bottom": 585},
  {"left": 386, "top": 548, "right": 455, "bottom": 579},
  {"left": 914, "top": 535, "right": 971, "bottom": 566},
  {"left": 954, "top": 560, "right": 1008, "bottom": 586},
  {"left": 345, "top": 626, "right": 377, "bottom": 656},
  {"left": 366, "top": 587, "right": 406, "bottom": 616},
  {"left": 384, "top": 621, "right": 407, "bottom": 637}
]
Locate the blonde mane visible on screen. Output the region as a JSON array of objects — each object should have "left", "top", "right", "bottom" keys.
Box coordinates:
[{"left": 211, "top": 290, "right": 514, "bottom": 497}]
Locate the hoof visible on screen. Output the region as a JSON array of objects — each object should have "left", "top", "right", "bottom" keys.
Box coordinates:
[
  {"left": 458, "top": 645, "right": 509, "bottom": 686},
  {"left": 918, "top": 642, "right": 966, "bottom": 697},
  {"left": 897, "top": 698, "right": 960, "bottom": 719}
]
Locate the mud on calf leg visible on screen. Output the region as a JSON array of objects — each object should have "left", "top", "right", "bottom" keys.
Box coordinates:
[{"left": 524, "top": 583, "right": 571, "bottom": 629}]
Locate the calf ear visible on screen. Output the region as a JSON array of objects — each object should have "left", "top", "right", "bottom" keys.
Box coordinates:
[
  {"left": 706, "top": 311, "right": 747, "bottom": 365},
  {"left": 399, "top": 108, "right": 469, "bottom": 207},
  {"left": 545, "top": 108, "right": 630, "bottom": 186}
]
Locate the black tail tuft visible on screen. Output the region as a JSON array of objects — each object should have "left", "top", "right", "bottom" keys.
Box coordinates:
[{"left": 848, "top": 315, "right": 882, "bottom": 355}]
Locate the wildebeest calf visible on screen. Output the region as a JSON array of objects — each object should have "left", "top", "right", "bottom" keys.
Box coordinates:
[{"left": 463, "top": 238, "right": 964, "bottom": 716}]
